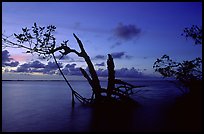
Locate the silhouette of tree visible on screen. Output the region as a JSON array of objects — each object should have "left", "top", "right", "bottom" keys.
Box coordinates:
[
  {"left": 2, "top": 23, "right": 144, "bottom": 106},
  {"left": 154, "top": 25, "right": 202, "bottom": 131},
  {"left": 153, "top": 25, "right": 202, "bottom": 94},
  {"left": 153, "top": 55, "right": 202, "bottom": 93},
  {"left": 181, "top": 25, "right": 202, "bottom": 45}
]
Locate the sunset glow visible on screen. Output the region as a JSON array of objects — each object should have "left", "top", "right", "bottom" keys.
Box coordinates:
[{"left": 2, "top": 2, "right": 202, "bottom": 80}]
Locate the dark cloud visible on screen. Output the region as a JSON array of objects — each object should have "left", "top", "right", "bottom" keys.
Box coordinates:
[
  {"left": 115, "top": 67, "right": 143, "bottom": 78},
  {"left": 95, "top": 67, "right": 144, "bottom": 78},
  {"left": 6, "top": 53, "right": 143, "bottom": 78},
  {"left": 93, "top": 52, "right": 132, "bottom": 61},
  {"left": 2, "top": 50, "right": 19, "bottom": 67},
  {"left": 62, "top": 63, "right": 81, "bottom": 75},
  {"left": 93, "top": 55, "right": 106, "bottom": 60},
  {"left": 96, "top": 68, "right": 108, "bottom": 77},
  {"left": 95, "top": 62, "right": 105, "bottom": 67},
  {"left": 15, "top": 60, "right": 45, "bottom": 73},
  {"left": 15, "top": 65, "right": 30, "bottom": 73},
  {"left": 2, "top": 50, "right": 12, "bottom": 62},
  {"left": 9, "top": 59, "right": 79, "bottom": 75},
  {"left": 14, "top": 60, "right": 63, "bottom": 74},
  {"left": 9, "top": 58, "right": 148, "bottom": 78},
  {"left": 29, "top": 60, "right": 45, "bottom": 68},
  {"left": 37, "top": 56, "right": 46, "bottom": 61},
  {"left": 110, "top": 52, "right": 132, "bottom": 59},
  {"left": 42, "top": 61, "right": 63, "bottom": 74},
  {"left": 113, "top": 23, "right": 141, "bottom": 40},
  {"left": 125, "top": 55, "right": 133, "bottom": 59},
  {"left": 46, "top": 61, "right": 63, "bottom": 69},
  {"left": 111, "top": 52, "right": 125, "bottom": 59},
  {"left": 4, "top": 61, "right": 19, "bottom": 67}
]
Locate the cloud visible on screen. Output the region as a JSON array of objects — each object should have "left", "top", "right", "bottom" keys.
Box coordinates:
[
  {"left": 4, "top": 61, "right": 19, "bottom": 67},
  {"left": 96, "top": 68, "right": 108, "bottom": 77},
  {"left": 93, "top": 55, "right": 106, "bottom": 60},
  {"left": 113, "top": 23, "right": 141, "bottom": 40},
  {"left": 125, "top": 55, "right": 133, "bottom": 59},
  {"left": 2, "top": 50, "right": 12, "bottom": 62},
  {"left": 60, "top": 64, "right": 144, "bottom": 78},
  {"left": 93, "top": 52, "right": 132, "bottom": 61},
  {"left": 95, "top": 62, "right": 105, "bottom": 67},
  {"left": 115, "top": 67, "right": 143, "bottom": 78},
  {"left": 42, "top": 61, "right": 63, "bottom": 74},
  {"left": 37, "top": 56, "right": 49, "bottom": 61},
  {"left": 62, "top": 63, "right": 81, "bottom": 75},
  {"left": 46, "top": 61, "right": 63, "bottom": 69},
  {"left": 95, "top": 67, "right": 144, "bottom": 78},
  {"left": 111, "top": 52, "right": 125, "bottom": 59},
  {"left": 15, "top": 60, "right": 45, "bottom": 73},
  {"left": 110, "top": 52, "right": 132, "bottom": 59},
  {"left": 29, "top": 60, "right": 45, "bottom": 68},
  {"left": 6, "top": 54, "right": 143, "bottom": 78},
  {"left": 15, "top": 65, "right": 29, "bottom": 73},
  {"left": 14, "top": 60, "right": 63, "bottom": 74},
  {"left": 10, "top": 54, "right": 30, "bottom": 62},
  {"left": 2, "top": 50, "right": 19, "bottom": 67},
  {"left": 8, "top": 58, "right": 149, "bottom": 79}
]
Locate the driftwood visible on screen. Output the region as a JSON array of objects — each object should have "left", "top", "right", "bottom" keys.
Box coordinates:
[{"left": 76, "top": 39, "right": 144, "bottom": 105}]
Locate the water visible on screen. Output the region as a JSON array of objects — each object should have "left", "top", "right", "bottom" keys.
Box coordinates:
[{"left": 2, "top": 80, "right": 182, "bottom": 132}]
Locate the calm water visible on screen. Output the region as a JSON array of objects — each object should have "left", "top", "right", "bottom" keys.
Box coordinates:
[{"left": 2, "top": 80, "right": 182, "bottom": 132}]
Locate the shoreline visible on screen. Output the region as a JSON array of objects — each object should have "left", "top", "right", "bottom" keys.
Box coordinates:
[{"left": 2, "top": 79, "right": 177, "bottom": 82}]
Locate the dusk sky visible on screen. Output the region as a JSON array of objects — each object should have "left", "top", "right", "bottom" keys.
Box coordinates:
[{"left": 2, "top": 2, "right": 202, "bottom": 80}]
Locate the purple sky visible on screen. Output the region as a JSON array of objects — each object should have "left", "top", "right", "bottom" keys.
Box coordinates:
[{"left": 2, "top": 2, "right": 202, "bottom": 80}]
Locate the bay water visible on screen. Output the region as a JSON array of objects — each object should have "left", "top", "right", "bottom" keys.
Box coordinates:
[{"left": 2, "top": 80, "right": 182, "bottom": 132}]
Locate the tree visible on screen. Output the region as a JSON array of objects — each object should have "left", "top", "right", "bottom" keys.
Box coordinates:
[
  {"left": 153, "top": 26, "right": 202, "bottom": 131},
  {"left": 2, "top": 23, "right": 143, "bottom": 106},
  {"left": 153, "top": 25, "right": 202, "bottom": 94},
  {"left": 181, "top": 25, "right": 202, "bottom": 45}
]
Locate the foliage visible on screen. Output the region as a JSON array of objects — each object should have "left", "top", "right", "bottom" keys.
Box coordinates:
[
  {"left": 153, "top": 25, "right": 202, "bottom": 92},
  {"left": 153, "top": 55, "right": 202, "bottom": 90},
  {"left": 14, "top": 23, "right": 57, "bottom": 60},
  {"left": 181, "top": 25, "right": 202, "bottom": 45}
]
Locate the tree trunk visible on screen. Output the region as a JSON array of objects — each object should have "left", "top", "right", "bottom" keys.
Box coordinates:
[
  {"left": 107, "top": 54, "right": 115, "bottom": 98},
  {"left": 73, "top": 34, "right": 102, "bottom": 100}
]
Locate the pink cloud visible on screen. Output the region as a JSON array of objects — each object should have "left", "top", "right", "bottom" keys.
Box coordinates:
[{"left": 10, "top": 54, "right": 32, "bottom": 62}]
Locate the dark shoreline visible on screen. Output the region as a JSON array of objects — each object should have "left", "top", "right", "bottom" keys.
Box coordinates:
[
  {"left": 2, "top": 79, "right": 176, "bottom": 82},
  {"left": 2, "top": 79, "right": 66, "bottom": 81}
]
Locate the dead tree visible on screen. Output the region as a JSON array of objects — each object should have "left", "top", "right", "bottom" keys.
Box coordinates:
[
  {"left": 2, "top": 23, "right": 145, "bottom": 106},
  {"left": 107, "top": 54, "right": 115, "bottom": 98}
]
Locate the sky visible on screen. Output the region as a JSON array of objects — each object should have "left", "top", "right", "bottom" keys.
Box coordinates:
[{"left": 2, "top": 2, "right": 202, "bottom": 80}]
